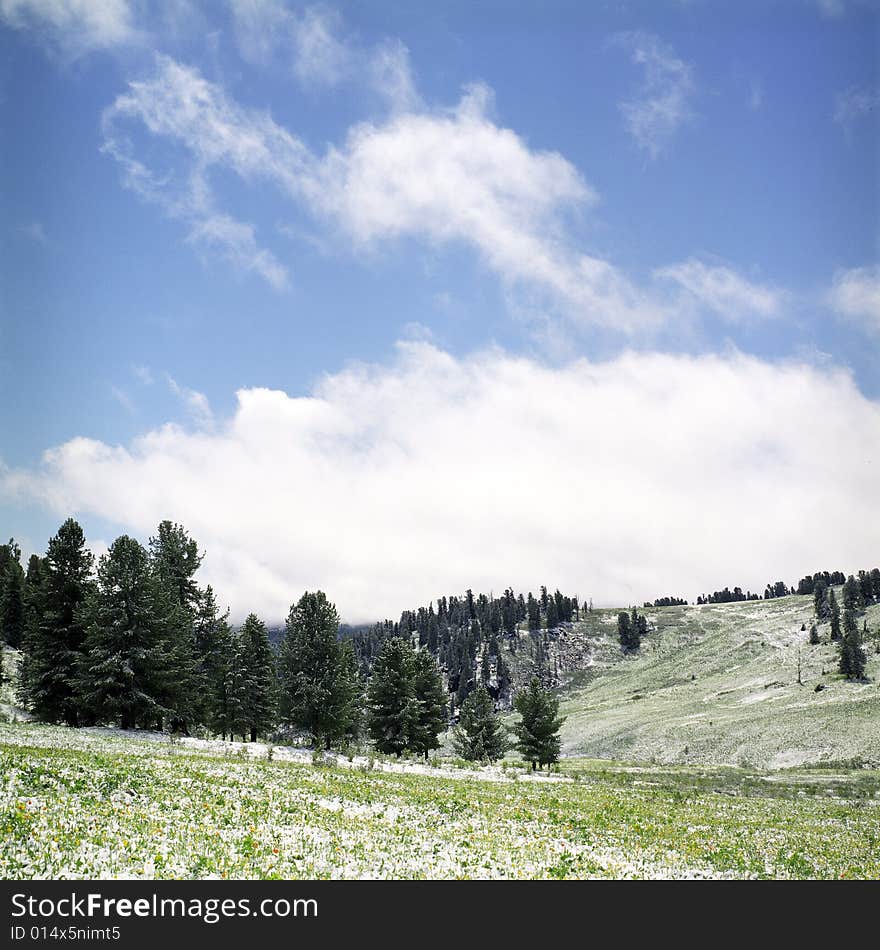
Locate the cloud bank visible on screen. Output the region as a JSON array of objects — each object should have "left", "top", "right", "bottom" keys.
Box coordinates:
[{"left": 5, "top": 344, "right": 879, "bottom": 623}]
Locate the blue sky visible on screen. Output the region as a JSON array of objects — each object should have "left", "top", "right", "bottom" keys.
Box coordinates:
[{"left": 1, "top": 1, "right": 878, "bottom": 621}]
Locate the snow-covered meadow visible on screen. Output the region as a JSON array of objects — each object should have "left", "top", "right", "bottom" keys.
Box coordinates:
[{"left": 2, "top": 723, "right": 878, "bottom": 880}]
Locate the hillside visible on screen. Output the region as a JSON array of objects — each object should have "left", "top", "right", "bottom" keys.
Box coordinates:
[{"left": 516, "top": 595, "right": 880, "bottom": 768}]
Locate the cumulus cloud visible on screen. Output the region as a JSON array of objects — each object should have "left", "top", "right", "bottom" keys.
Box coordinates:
[
  {"left": 0, "top": 0, "right": 138, "bottom": 54},
  {"left": 827, "top": 265, "right": 880, "bottom": 334},
  {"left": 615, "top": 32, "right": 696, "bottom": 158},
  {"left": 5, "top": 344, "right": 879, "bottom": 624},
  {"left": 654, "top": 258, "right": 783, "bottom": 321}
]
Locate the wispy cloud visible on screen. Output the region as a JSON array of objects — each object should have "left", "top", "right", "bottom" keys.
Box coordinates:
[
  {"left": 615, "top": 32, "right": 696, "bottom": 159},
  {"left": 834, "top": 85, "right": 879, "bottom": 136},
  {"left": 0, "top": 0, "right": 139, "bottom": 55},
  {"left": 815, "top": 0, "right": 846, "bottom": 18},
  {"left": 101, "top": 57, "right": 295, "bottom": 290},
  {"left": 166, "top": 374, "right": 214, "bottom": 429},
  {"left": 131, "top": 364, "right": 154, "bottom": 385},
  {"left": 20, "top": 220, "right": 49, "bottom": 245},
  {"left": 655, "top": 258, "right": 783, "bottom": 321},
  {"left": 748, "top": 79, "right": 764, "bottom": 111},
  {"left": 827, "top": 265, "right": 880, "bottom": 335},
  {"left": 102, "top": 56, "right": 664, "bottom": 330},
  {"left": 109, "top": 385, "right": 135, "bottom": 414},
  {"left": 6, "top": 344, "right": 879, "bottom": 622}
]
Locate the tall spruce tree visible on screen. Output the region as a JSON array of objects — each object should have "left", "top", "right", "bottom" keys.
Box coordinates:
[
  {"left": 0, "top": 549, "right": 25, "bottom": 649},
  {"left": 839, "top": 607, "right": 867, "bottom": 680},
  {"left": 408, "top": 649, "right": 448, "bottom": 759},
  {"left": 453, "top": 685, "right": 507, "bottom": 761},
  {"left": 618, "top": 611, "right": 635, "bottom": 651},
  {"left": 367, "top": 637, "right": 415, "bottom": 756},
  {"left": 231, "top": 614, "right": 277, "bottom": 742},
  {"left": 193, "top": 586, "right": 234, "bottom": 735},
  {"left": 149, "top": 522, "right": 203, "bottom": 732},
  {"left": 279, "top": 591, "right": 361, "bottom": 749},
  {"left": 513, "top": 677, "right": 564, "bottom": 771},
  {"left": 77, "top": 536, "right": 168, "bottom": 729},
  {"left": 20, "top": 520, "right": 93, "bottom": 725},
  {"left": 829, "top": 588, "right": 841, "bottom": 642}
]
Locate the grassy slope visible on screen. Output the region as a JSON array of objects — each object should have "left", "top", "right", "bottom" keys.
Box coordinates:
[{"left": 548, "top": 595, "right": 880, "bottom": 767}]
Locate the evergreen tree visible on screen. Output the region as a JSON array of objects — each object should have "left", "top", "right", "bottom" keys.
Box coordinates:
[
  {"left": 149, "top": 521, "right": 203, "bottom": 612},
  {"left": 231, "top": 614, "right": 277, "bottom": 742},
  {"left": 813, "top": 578, "right": 829, "bottom": 620},
  {"left": 829, "top": 588, "right": 841, "bottom": 642},
  {"left": 453, "top": 685, "right": 507, "bottom": 761},
  {"left": 149, "top": 522, "right": 203, "bottom": 731},
  {"left": 77, "top": 536, "right": 169, "bottom": 729},
  {"left": 367, "top": 638, "right": 415, "bottom": 756},
  {"left": 839, "top": 607, "right": 867, "bottom": 680},
  {"left": 0, "top": 563, "right": 24, "bottom": 649},
  {"left": 409, "top": 649, "right": 448, "bottom": 758},
  {"left": 20, "top": 520, "right": 93, "bottom": 725},
  {"left": 279, "top": 591, "right": 361, "bottom": 749},
  {"left": 513, "top": 677, "right": 564, "bottom": 771},
  {"left": 16, "top": 555, "right": 46, "bottom": 708},
  {"left": 192, "top": 586, "right": 229, "bottom": 730},
  {"left": 809, "top": 623, "right": 820, "bottom": 645},
  {"left": 617, "top": 611, "right": 631, "bottom": 650},
  {"left": 842, "top": 575, "right": 864, "bottom": 612}
]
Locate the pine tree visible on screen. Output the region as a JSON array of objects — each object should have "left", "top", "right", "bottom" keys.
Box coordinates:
[
  {"left": 279, "top": 591, "right": 361, "bottom": 749},
  {"left": 149, "top": 522, "right": 203, "bottom": 732},
  {"left": 453, "top": 685, "right": 507, "bottom": 761},
  {"left": 809, "top": 623, "right": 820, "bottom": 645},
  {"left": 409, "top": 649, "right": 448, "bottom": 759},
  {"left": 20, "top": 520, "right": 93, "bottom": 725},
  {"left": 0, "top": 552, "right": 25, "bottom": 649},
  {"left": 149, "top": 521, "right": 203, "bottom": 612},
  {"left": 232, "top": 614, "right": 277, "bottom": 742},
  {"left": 77, "top": 536, "right": 168, "bottom": 729},
  {"left": 16, "top": 555, "right": 46, "bottom": 708},
  {"left": 839, "top": 607, "right": 867, "bottom": 680},
  {"left": 842, "top": 575, "right": 864, "bottom": 612},
  {"left": 618, "top": 611, "right": 635, "bottom": 651},
  {"left": 513, "top": 677, "right": 564, "bottom": 771},
  {"left": 829, "top": 588, "right": 841, "bottom": 642},
  {"left": 367, "top": 638, "right": 415, "bottom": 756},
  {"left": 192, "top": 586, "right": 229, "bottom": 731}
]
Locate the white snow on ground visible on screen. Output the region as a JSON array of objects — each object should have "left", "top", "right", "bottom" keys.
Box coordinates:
[{"left": 8, "top": 725, "right": 572, "bottom": 785}]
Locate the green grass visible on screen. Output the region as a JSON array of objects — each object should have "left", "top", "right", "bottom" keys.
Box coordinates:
[{"left": 2, "top": 723, "right": 878, "bottom": 880}]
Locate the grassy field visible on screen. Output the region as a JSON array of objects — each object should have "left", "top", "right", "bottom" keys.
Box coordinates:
[{"left": 2, "top": 723, "right": 879, "bottom": 880}]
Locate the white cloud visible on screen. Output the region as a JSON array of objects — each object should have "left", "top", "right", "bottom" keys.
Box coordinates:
[
  {"left": 101, "top": 57, "right": 297, "bottom": 290},
  {"left": 615, "top": 32, "right": 696, "bottom": 158},
  {"left": 20, "top": 220, "right": 48, "bottom": 244},
  {"left": 230, "top": 1, "right": 352, "bottom": 87},
  {"left": 5, "top": 344, "right": 879, "bottom": 624},
  {"left": 166, "top": 375, "right": 214, "bottom": 429},
  {"left": 368, "top": 39, "right": 420, "bottom": 112},
  {"left": 131, "top": 364, "right": 154, "bottom": 385},
  {"left": 834, "top": 85, "right": 879, "bottom": 134},
  {"left": 102, "top": 56, "right": 667, "bottom": 329},
  {"left": 109, "top": 385, "right": 135, "bottom": 414},
  {"left": 815, "top": 0, "right": 846, "bottom": 17},
  {"left": 827, "top": 265, "right": 880, "bottom": 334},
  {"left": 655, "top": 258, "right": 783, "bottom": 321},
  {"left": 0, "top": 0, "right": 137, "bottom": 53},
  {"left": 748, "top": 79, "right": 764, "bottom": 111}
]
